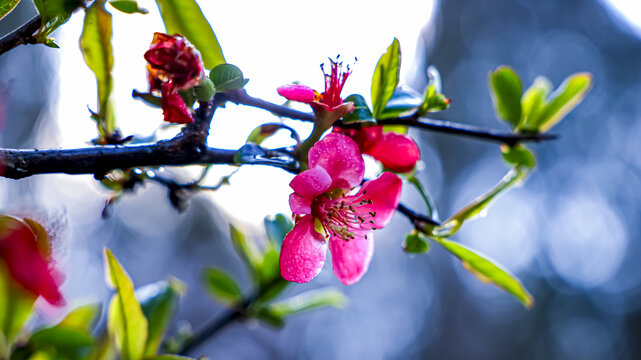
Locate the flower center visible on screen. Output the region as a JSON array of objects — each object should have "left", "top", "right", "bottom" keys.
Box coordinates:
[
  {"left": 319, "top": 57, "right": 351, "bottom": 110},
  {"left": 313, "top": 190, "right": 377, "bottom": 241}
]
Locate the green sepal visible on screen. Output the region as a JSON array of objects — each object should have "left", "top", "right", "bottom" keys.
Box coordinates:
[
  {"left": 403, "top": 231, "right": 430, "bottom": 254},
  {"left": 209, "top": 64, "right": 248, "bottom": 92},
  {"left": 341, "top": 94, "right": 375, "bottom": 124}
]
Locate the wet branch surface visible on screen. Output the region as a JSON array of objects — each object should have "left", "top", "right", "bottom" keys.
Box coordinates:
[{"left": 0, "top": 15, "right": 41, "bottom": 56}]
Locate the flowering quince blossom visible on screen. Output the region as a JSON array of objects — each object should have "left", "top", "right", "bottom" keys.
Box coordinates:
[
  {"left": 277, "top": 58, "right": 355, "bottom": 127},
  {"left": 334, "top": 125, "right": 421, "bottom": 173},
  {"left": 0, "top": 216, "right": 64, "bottom": 306},
  {"left": 144, "top": 32, "right": 205, "bottom": 124},
  {"left": 280, "top": 133, "right": 403, "bottom": 285}
]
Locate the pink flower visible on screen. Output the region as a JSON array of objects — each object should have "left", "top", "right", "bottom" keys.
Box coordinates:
[
  {"left": 0, "top": 216, "right": 64, "bottom": 306},
  {"left": 277, "top": 58, "right": 355, "bottom": 124},
  {"left": 144, "top": 33, "right": 205, "bottom": 124},
  {"left": 280, "top": 133, "right": 402, "bottom": 285},
  {"left": 335, "top": 126, "right": 421, "bottom": 173}
]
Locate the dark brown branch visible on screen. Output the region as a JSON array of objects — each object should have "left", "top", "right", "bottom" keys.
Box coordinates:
[
  {"left": 223, "top": 89, "right": 315, "bottom": 121},
  {"left": 0, "top": 15, "right": 41, "bottom": 56}
]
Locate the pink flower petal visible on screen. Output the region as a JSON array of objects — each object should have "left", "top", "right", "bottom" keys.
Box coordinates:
[
  {"left": 329, "top": 231, "right": 374, "bottom": 285},
  {"left": 289, "top": 193, "right": 313, "bottom": 215},
  {"left": 290, "top": 166, "right": 332, "bottom": 198},
  {"left": 308, "top": 133, "right": 365, "bottom": 190},
  {"left": 366, "top": 132, "right": 420, "bottom": 173},
  {"left": 277, "top": 84, "right": 316, "bottom": 104},
  {"left": 280, "top": 216, "right": 327, "bottom": 283},
  {"left": 349, "top": 171, "right": 402, "bottom": 229},
  {"left": 161, "top": 82, "right": 194, "bottom": 124}
]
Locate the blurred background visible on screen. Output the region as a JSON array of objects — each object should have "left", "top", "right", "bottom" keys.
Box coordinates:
[{"left": 1, "top": 0, "right": 640, "bottom": 358}]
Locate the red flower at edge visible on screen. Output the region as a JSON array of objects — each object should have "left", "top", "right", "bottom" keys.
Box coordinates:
[
  {"left": 335, "top": 126, "right": 421, "bottom": 173},
  {"left": 144, "top": 33, "right": 204, "bottom": 124},
  {"left": 0, "top": 216, "right": 64, "bottom": 306}
]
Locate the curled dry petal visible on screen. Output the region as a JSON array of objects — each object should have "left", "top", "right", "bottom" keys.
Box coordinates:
[
  {"left": 308, "top": 133, "right": 364, "bottom": 191},
  {"left": 280, "top": 216, "right": 328, "bottom": 283},
  {"left": 161, "top": 82, "right": 194, "bottom": 124}
]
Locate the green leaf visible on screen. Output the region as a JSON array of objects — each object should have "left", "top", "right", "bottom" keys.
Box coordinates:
[
  {"left": 0, "top": 0, "right": 21, "bottom": 21},
  {"left": 379, "top": 87, "right": 422, "bottom": 120},
  {"left": 371, "top": 38, "right": 401, "bottom": 119},
  {"left": 263, "top": 214, "right": 293, "bottom": 246},
  {"left": 489, "top": 66, "right": 523, "bottom": 128},
  {"left": 144, "top": 356, "right": 195, "bottom": 360},
  {"left": 0, "top": 268, "right": 35, "bottom": 342},
  {"left": 30, "top": 327, "right": 94, "bottom": 349},
  {"left": 203, "top": 267, "right": 243, "bottom": 304},
  {"left": 341, "top": 94, "right": 375, "bottom": 124},
  {"left": 229, "top": 224, "right": 262, "bottom": 280},
  {"left": 501, "top": 144, "right": 536, "bottom": 168},
  {"left": 418, "top": 66, "right": 450, "bottom": 115},
  {"left": 59, "top": 304, "right": 101, "bottom": 332},
  {"left": 132, "top": 90, "right": 162, "bottom": 108},
  {"left": 255, "top": 278, "right": 289, "bottom": 304},
  {"left": 261, "top": 289, "right": 347, "bottom": 319},
  {"left": 108, "top": 0, "right": 148, "bottom": 14},
  {"left": 80, "top": 0, "right": 116, "bottom": 138},
  {"left": 258, "top": 247, "right": 280, "bottom": 286},
  {"left": 154, "top": 0, "right": 225, "bottom": 68},
  {"left": 433, "top": 169, "right": 528, "bottom": 237},
  {"left": 246, "top": 123, "right": 299, "bottom": 146},
  {"left": 518, "top": 76, "right": 552, "bottom": 132},
  {"left": 405, "top": 175, "right": 436, "bottom": 219},
  {"left": 137, "top": 279, "right": 184, "bottom": 356},
  {"left": 524, "top": 73, "right": 592, "bottom": 133},
  {"left": 32, "top": 0, "right": 81, "bottom": 43},
  {"left": 432, "top": 238, "right": 533, "bottom": 308},
  {"left": 403, "top": 231, "right": 430, "bottom": 254},
  {"left": 209, "top": 64, "right": 248, "bottom": 92},
  {"left": 104, "top": 248, "right": 148, "bottom": 360},
  {"left": 193, "top": 77, "right": 215, "bottom": 101}
]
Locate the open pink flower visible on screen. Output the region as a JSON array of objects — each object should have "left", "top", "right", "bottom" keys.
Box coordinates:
[
  {"left": 277, "top": 58, "right": 355, "bottom": 125},
  {"left": 0, "top": 216, "right": 64, "bottom": 306},
  {"left": 280, "top": 133, "right": 402, "bottom": 285},
  {"left": 144, "top": 33, "right": 204, "bottom": 124},
  {"left": 335, "top": 126, "right": 421, "bottom": 173}
]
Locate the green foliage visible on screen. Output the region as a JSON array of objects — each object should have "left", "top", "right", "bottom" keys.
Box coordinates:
[
  {"left": 203, "top": 267, "right": 243, "bottom": 304},
  {"left": 501, "top": 144, "right": 536, "bottom": 168},
  {"left": 341, "top": 94, "right": 375, "bottom": 124},
  {"left": 254, "top": 289, "right": 347, "bottom": 328},
  {"left": 489, "top": 66, "right": 523, "bottom": 128},
  {"left": 145, "top": 355, "right": 195, "bottom": 360},
  {"left": 154, "top": 0, "right": 225, "bottom": 69},
  {"left": 104, "top": 249, "right": 148, "bottom": 360},
  {"left": 433, "top": 168, "right": 527, "bottom": 238},
  {"left": 209, "top": 64, "right": 248, "bottom": 92},
  {"left": 379, "top": 88, "right": 422, "bottom": 119},
  {"left": 519, "top": 76, "right": 552, "bottom": 132},
  {"left": 229, "top": 224, "right": 262, "bottom": 281},
  {"left": 520, "top": 73, "right": 592, "bottom": 133},
  {"left": 403, "top": 231, "right": 430, "bottom": 254},
  {"left": 418, "top": 66, "right": 450, "bottom": 115},
  {"left": 405, "top": 175, "right": 436, "bottom": 218},
  {"left": 108, "top": 0, "right": 148, "bottom": 14},
  {"left": 264, "top": 214, "right": 293, "bottom": 246},
  {"left": 193, "top": 77, "right": 215, "bottom": 101},
  {"left": 0, "top": 0, "right": 20, "bottom": 21},
  {"left": 432, "top": 238, "right": 533, "bottom": 308},
  {"left": 80, "top": 0, "right": 116, "bottom": 139},
  {"left": 32, "top": 0, "right": 82, "bottom": 44},
  {"left": 0, "top": 269, "right": 35, "bottom": 345},
  {"left": 246, "top": 123, "right": 299, "bottom": 146},
  {"left": 371, "top": 38, "right": 401, "bottom": 119},
  {"left": 138, "top": 279, "right": 185, "bottom": 356}
]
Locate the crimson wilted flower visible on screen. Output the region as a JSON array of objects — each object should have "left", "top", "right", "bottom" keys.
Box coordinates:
[
  {"left": 0, "top": 216, "right": 64, "bottom": 306},
  {"left": 277, "top": 57, "right": 355, "bottom": 126},
  {"left": 144, "top": 32, "right": 204, "bottom": 124},
  {"left": 280, "top": 133, "right": 402, "bottom": 285},
  {"left": 335, "top": 125, "right": 421, "bottom": 173}
]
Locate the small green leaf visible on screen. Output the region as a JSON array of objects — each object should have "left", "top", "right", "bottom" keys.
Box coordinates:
[
  {"left": 209, "top": 64, "right": 247, "bottom": 92},
  {"left": 405, "top": 175, "right": 436, "bottom": 218},
  {"left": 418, "top": 66, "right": 450, "bottom": 115},
  {"left": 30, "top": 327, "right": 94, "bottom": 349},
  {"left": 80, "top": 0, "right": 116, "bottom": 139},
  {"left": 0, "top": 268, "right": 35, "bottom": 342},
  {"left": 203, "top": 268, "right": 243, "bottom": 304},
  {"left": 229, "top": 224, "right": 262, "bottom": 280},
  {"left": 433, "top": 169, "right": 527, "bottom": 237},
  {"left": 144, "top": 356, "right": 195, "bottom": 360},
  {"left": 0, "top": 0, "right": 21, "bottom": 21},
  {"left": 246, "top": 123, "right": 299, "bottom": 146},
  {"left": 104, "top": 248, "right": 148, "bottom": 360},
  {"left": 371, "top": 38, "right": 401, "bottom": 119},
  {"left": 500, "top": 144, "right": 536, "bottom": 168},
  {"left": 109, "top": 0, "right": 148, "bottom": 14},
  {"left": 432, "top": 238, "right": 534, "bottom": 308},
  {"left": 132, "top": 90, "right": 162, "bottom": 108},
  {"left": 154, "top": 0, "right": 225, "bottom": 68},
  {"left": 59, "top": 304, "right": 101, "bottom": 332},
  {"left": 33, "top": 0, "right": 81, "bottom": 44},
  {"left": 263, "top": 214, "right": 293, "bottom": 246},
  {"left": 524, "top": 73, "right": 592, "bottom": 133},
  {"left": 403, "top": 231, "right": 430, "bottom": 253},
  {"left": 194, "top": 77, "right": 215, "bottom": 102},
  {"left": 341, "top": 94, "right": 375, "bottom": 124},
  {"left": 137, "top": 279, "right": 184, "bottom": 356},
  {"left": 518, "top": 76, "right": 552, "bottom": 132},
  {"left": 379, "top": 87, "right": 422, "bottom": 120},
  {"left": 258, "top": 247, "right": 280, "bottom": 286},
  {"left": 261, "top": 289, "right": 347, "bottom": 319},
  {"left": 489, "top": 66, "right": 523, "bottom": 128},
  {"left": 43, "top": 37, "right": 60, "bottom": 48},
  {"left": 255, "top": 278, "right": 289, "bottom": 304}
]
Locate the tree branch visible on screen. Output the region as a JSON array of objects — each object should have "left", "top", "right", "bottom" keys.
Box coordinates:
[{"left": 0, "top": 15, "right": 41, "bottom": 56}]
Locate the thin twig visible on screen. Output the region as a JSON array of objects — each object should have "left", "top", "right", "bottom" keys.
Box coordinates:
[{"left": 0, "top": 15, "right": 41, "bottom": 56}]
